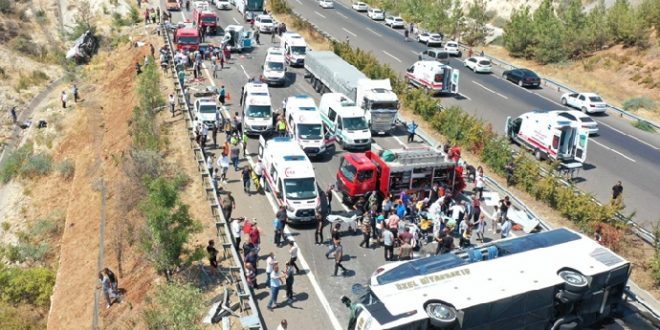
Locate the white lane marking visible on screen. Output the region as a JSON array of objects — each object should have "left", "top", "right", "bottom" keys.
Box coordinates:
[
  {"left": 342, "top": 27, "right": 357, "bottom": 37},
  {"left": 473, "top": 80, "right": 495, "bottom": 94},
  {"left": 382, "top": 50, "right": 402, "bottom": 63},
  {"left": 410, "top": 50, "right": 419, "bottom": 55},
  {"left": 239, "top": 64, "right": 250, "bottom": 79},
  {"left": 591, "top": 139, "right": 636, "bottom": 163},
  {"left": 200, "top": 65, "right": 343, "bottom": 330},
  {"left": 458, "top": 93, "right": 471, "bottom": 101},
  {"left": 295, "top": 0, "right": 302, "bottom": 3},
  {"left": 366, "top": 27, "right": 382, "bottom": 37},
  {"left": 392, "top": 135, "right": 406, "bottom": 146},
  {"left": 337, "top": 12, "right": 349, "bottom": 19},
  {"left": 598, "top": 121, "right": 659, "bottom": 150},
  {"left": 331, "top": 190, "right": 351, "bottom": 212},
  {"left": 496, "top": 92, "right": 508, "bottom": 100},
  {"left": 233, "top": 17, "right": 239, "bottom": 25},
  {"left": 314, "top": 11, "right": 327, "bottom": 19}
]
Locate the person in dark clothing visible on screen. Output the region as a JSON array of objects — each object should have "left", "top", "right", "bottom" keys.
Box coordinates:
[
  {"left": 612, "top": 181, "right": 623, "bottom": 199},
  {"left": 359, "top": 216, "right": 371, "bottom": 248},
  {"left": 10, "top": 106, "right": 17, "bottom": 123},
  {"left": 242, "top": 166, "right": 251, "bottom": 193},
  {"left": 207, "top": 240, "right": 219, "bottom": 272},
  {"left": 325, "top": 224, "right": 341, "bottom": 258},
  {"left": 314, "top": 212, "right": 324, "bottom": 245},
  {"left": 333, "top": 241, "right": 347, "bottom": 276},
  {"left": 274, "top": 206, "right": 287, "bottom": 247},
  {"left": 326, "top": 185, "right": 334, "bottom": 215},
  {"left": 434, "top": 228, "right": 454, "bottom": 255}
]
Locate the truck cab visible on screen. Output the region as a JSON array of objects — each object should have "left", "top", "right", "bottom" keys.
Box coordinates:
[
  {"left": 174, "top": 27, "right": 200, "bottom": 51},
  {"left": 285, "top": 95, "right": 327, "bottom": 157},
  {"left": 193, "top": 9, "right": 219, "bottom": 34},
  {"left": 506, "top": 110, "right": 589, "bottom": 163},
  {"left": 356, "top": 79, "right": 399, "bottom": 134},
  {"left": 319, "top": 93, "right": 371, "bottom": 150},
  {"left": 258, "top": 136, "right": 320, "bottom": 222},
  {"left": 281, "top": 33, "right": 307, "bottom": 67},
  {"left": 337, "top": 147, "right": 462, "bottom": 204},
  {"left": 242, "top": 82, "right": 273, "bottom": 135},
  {"left": 405, "top": 60, "right": 459, "bottom": 95}
]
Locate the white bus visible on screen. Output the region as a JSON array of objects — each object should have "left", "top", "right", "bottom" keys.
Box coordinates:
[{"left": 341, "top": 228, "right": 630, "bottom": 330}]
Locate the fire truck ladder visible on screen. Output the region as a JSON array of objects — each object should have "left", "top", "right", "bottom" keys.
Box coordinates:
[{"left": 392, "top": 148, "right": 444, "bottom": 166}]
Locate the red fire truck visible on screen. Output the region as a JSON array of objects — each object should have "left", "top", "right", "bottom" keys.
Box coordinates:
[
  {"left": 193, "top": 8, "right": 219, "bottom": 34},
  {"left": 336, "top": 147, "right": 465, "bottom": 203},
  {"left": 174, "top": 27, "right": 200, "bottom": 51}
]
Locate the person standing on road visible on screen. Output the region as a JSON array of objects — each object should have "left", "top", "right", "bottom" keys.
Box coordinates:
[
  {"left": 72, "top": 84, "right": 79, "bottom": 103},
  {"left": 60, "top": 90, "right": 67, "bottom": 108},
  {"left": 498, "top": 196, "right": 511, "bottom": 220},
  {"left": 611, "top": 181, "right": 623, "bottom": 206},
  {"left": 404, "top": 28, "right": 409, "bottom": 42},
  {"left": 230, "top": 141, "right": 240, "bottom": 171},
  {"left": 325, "top": 185, "right": 334, "bottom": 215},
  {"left": 407, "top": 121, "right": 418, "bottom": 143},
  {"left": 9, "top": 106, "right": 17, "bottom": 124},
  {"left": 169, "top": 94, "right": 176, "bottom": 116},
  {"left": 242, "top": 166, "right": 251, "bottom": 193},
  {"left": 231, "top": 217, "right": 243, "bottom": 249},
  {"left": 284, "top": 261, "right": 295, "bottom": 303},
  {"left": 501, "top": 217, "right": 513, "bottom": 239},
  {"left": 265, "top": 252, "right": 276, "bottom": 288},
  {"left": 382, "top": 227, "right": 394, "bottom": 261},
  {"left": 245, "top": 262, "right": 257, "bottom": 289},
  {"left": 274, "top": 206, "right": 287, "bottom": 247},
  {"left": 314, "top": 212, "right": 324, "bottom": 245},
  {"left": 434, "top": 228, "right": 454, "bottom": 255},
  {"left": 267, "top": 263, "right": 285, "bottom": 310},
  {"left": 207, "top": 240, "right": 219, "bottom": 274},
  {"left": 201, "top": 124, "right": 209, "bottom": 148},
  {"left": 475, "top": 213, "right": 487, "bottom": 242},
  {"left": 254, "top": 159, "right": 264, "bottom": 188},
  {"left": 474, "top": 166, "right": 485, "bottom": 200},
  {"left": 255, "top": 29, "right": 260, "bottom": 44},
  {"left": 218, "top": 85, "right": 226, "bottom": 105},
  {"left": 221, "top": 192, "right": 235, "bottom": 220},
  {"left": 218, "top": 154, "right": 230, "bottom": 182},
  {"left": 178, "top": 69, "right": 186, "bottom": 90},
  {"left": 359, "top": 215, "right": 371, "bottom": 249},
  {"left": 332, "top": 240, "right": 347, "bottom": 276},
  {"left": 287, "top": 241, "right": 300, "bottom": 274}
]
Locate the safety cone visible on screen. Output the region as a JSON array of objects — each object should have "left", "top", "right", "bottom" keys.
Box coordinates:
[{"left": 226, "top": 92, "right": 231, "bottom": 102}]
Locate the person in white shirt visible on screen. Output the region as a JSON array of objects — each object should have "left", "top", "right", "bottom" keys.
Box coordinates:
[
  {"left": 265, "top": 252, "right": 276, "bottom": 288},
  {"left": 217, "top": 154, "right": 230, "bottom": 182},
  {"left": 381, "top": 197, "right": 393, "bottom": 217},
  {"left": 276, "top": 319, "right": 288, "bottom": 330},
  {"left": 206, "top": 154, "right": 214, "bottom": 174},
  {"left": 475, "top": 166, "right": 485, "bottom": 200},
  {"left": 231, "top": 217, "right": 243, "bottom": 248},
  {"left": 168, "top": 94, "right": 176, "bottom": 116},
  {"left": 287, "top": 240, "right": 300, "bottom": 274},
  {"left": 61, "top": 91, "right": 68, "bottom": 108}
]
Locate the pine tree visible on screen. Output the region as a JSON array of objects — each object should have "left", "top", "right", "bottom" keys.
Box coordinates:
[
  {"left": 531, "top": 0, "right": 566, "bottom": 63},
  {"left": 463, "top": 0, "right": 493, "bottom": 46},
  {"left": 503, "top": 6, "right": 535, "bottom": 59}
]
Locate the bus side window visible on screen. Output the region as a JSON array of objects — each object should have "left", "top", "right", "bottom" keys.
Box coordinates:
[{"left": 328, "top": 107, "right": 337, "bottom": 121}]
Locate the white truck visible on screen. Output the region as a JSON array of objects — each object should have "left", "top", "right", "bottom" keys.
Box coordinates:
[
  {"left": 318, "top": 93, "right": 371, "bottom": 150},
  {"left": 304, "top": 51, "right": 399, "bottom": 135},
  {"left": 285, "top": 95, "right": 327, "bottom": 157},
  {"left": 280, "top": 32, "right": 307, "bottom": 67},
  {"left": 223, "top": 25, "right": 254, "bottom": 53},
  {"left": 506, "top": 110, "right": 589, "bottom": 163},
  {"left": 405, "top": 60, "right": 460, "bottom": 95},
  {"left": 257, "top": 136, "right": 320, "bottom": 223}
]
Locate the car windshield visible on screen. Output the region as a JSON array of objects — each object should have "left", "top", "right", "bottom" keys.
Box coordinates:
[
  {"left": 374, "top": 9, "right": 382, "bottom": 13},
  {"left": 343, "top": 117, "right": 368, "bottom": 130},
  {"left": 266, "top": 61, "right": 284, "bottom": 71},
  {"left": 260, "top": 18, "right": 272, "bottom": 24},
  {"left": 297, "top": 124, "right": 323, "bottom": 140},
  {"left": 395, "top": 18, "right": 403, "bottom": 22},
  {"left": 284, "top": 178, "right": 317, "bottom": 200},
  {"left": 291, "top": 46, "right": 306, "bottom": 55},
  {"left": 479, "top": 60, "right": 491, "bottom": 65},
  {"left": 178, "top": 36, "right": 199, "bottom": 44},
  {"left": 588, "top": 96, "right": 603, "bottom": 102},
  {"left": 370, "top": 101, "right": 398, "bottom": 110},
  {"left": 198, "top": 104, "right": 216, "bottom": 113},
  {"left": 580, "top": 116, "right": 595, "bottom": 122},
  {"left": 447, "top": 43, "right": 457, "bottom": 47},
  {"left": 246, "top": 105, "right": 271, "bottom": 118}
]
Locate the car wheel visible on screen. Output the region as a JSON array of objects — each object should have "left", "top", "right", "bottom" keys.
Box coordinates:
[
  {"left": 561, "top": 98, "right": 568, "bottom": 106},
  {"left": 502, "top": 73, "right": 508, "bottom": 80},
  {"left": 558, "top": 269, "right": 589, "bottom": 293},
  {"left": 518, "top": 79, "right": 524, "bottom": 87}
]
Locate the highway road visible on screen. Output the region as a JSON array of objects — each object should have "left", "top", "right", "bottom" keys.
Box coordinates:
[
  {"left": 166, "top": 3, "right": 657, "bottom": 329},
  {"left": 287, "top": 0, "right": 660, "bottom": 229}
]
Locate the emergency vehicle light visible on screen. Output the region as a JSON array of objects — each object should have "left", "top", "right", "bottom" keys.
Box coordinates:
[
  {"left": 272, "top": 137, "right": 292, "bottom": 142},
  {"left": 283, "top": 155, "right": 306, "bottom": 161}
]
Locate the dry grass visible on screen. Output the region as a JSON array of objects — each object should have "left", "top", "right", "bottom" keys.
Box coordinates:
[{"left": 267, "top": 5, "right": 332, "bottom": 52}]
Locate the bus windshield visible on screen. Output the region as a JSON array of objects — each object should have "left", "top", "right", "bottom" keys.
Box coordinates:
[
  {"left": 246, "top": 105, "right": 271, "bottom": 118},
  {"left": 343, "top": 117, "right": 368, "bottom": 131},
  {"left": 297, "top": 124, "right": 323, "bottom": 140},
  {"left": 284, "top": 178, "right": 317, "bottom": 200}
]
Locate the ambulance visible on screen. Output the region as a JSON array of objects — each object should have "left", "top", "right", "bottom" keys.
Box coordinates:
[
  {"left": 258, "top": 136, "right": 320, "bottom": 222},
  {"left": 405, "top": 60, "right": 460, "bottom": 95},
  {"left": 505, "top": 110, "right": 589, "bottom": 163},
  {"left": 262, "top": 50, "right": 287, "bottom": 86},
  {"left": 318, "top": 93, "right": 371, "bottom": 150},
  {"left": 285, "top": 95, "right": 327, "bottom": 157},
  {"left": 241, "top": 82, "right": 273, "bottom": 135},
  {"left": 280, "top": 32, "right": 307, "bottom": 67}
]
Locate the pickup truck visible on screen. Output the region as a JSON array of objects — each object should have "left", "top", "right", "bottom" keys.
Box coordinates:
[{"left": 560, "top": 92, "right": 607, "bottom": 114}]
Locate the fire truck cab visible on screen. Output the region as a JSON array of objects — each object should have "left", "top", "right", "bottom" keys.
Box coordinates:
[
  {"left": 174, "top": 27, "right": 200, "bottom": 51},
  {"left": 336, "top": 147, "right": 463, "bottom": 203}
]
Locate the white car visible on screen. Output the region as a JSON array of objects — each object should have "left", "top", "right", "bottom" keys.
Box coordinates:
[
  {"left": 444, "top": 41, "right": 461, "bottom": 57},
  {"left": 367, "top": 8, "right": 385, "bottom": 20},
  {"left": 417, "top": 32, "right": 442, "bottom": 46},
  {"left": 214, "top": 0, "right": 230, "bottom": 9},
  {"left": 556, "top": 110, "right": 599, "bottom": 135},
  {"left": 384, "top": 16, "right": 405, "bottom": 29},
  {"left": 319, "top": 0, "right": 334, "bottom": 8},
  {"left": 352, "top": 1, "right": 368, "bottom": 12},
  {"left": 463, "top": 56, "right": 492, "bottom": 73},
  {"left": 561, "top": 92, "right": 607, "bottom": 114},
  {"left": 254, "top": 15, "right": 275, "bottom": 33}
]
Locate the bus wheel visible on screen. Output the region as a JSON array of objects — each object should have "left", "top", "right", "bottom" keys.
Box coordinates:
[
  {"left": 558, "top": 269, "right": 589, "bottom": 293},
  {"left": 425, "top": 301, "right": 457, "bottom": 327},
  {"left": 534, "top": 149, "right": 543, "bottom": 161}
]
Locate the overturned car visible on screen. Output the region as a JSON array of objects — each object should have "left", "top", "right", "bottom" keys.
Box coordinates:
[{"left": 66, "top": 30, "right": 98, "bottom": 64}]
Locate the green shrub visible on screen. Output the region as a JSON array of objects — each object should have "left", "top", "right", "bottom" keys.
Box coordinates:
[
  {"left": 143, "top": 282, "right": 204, "bottom": 329},
  {"left": 3, "top": 242, "right": 50, "bottom": 264},
  {"left": 0, "top": 143, "right": 33, "bottom": 183},
  {"left": 632, "top": 120, "right": 656, "bottom": 132},
  {"left": 21, "top": 153, "right": 52, "bottom": 178},
  {"left": 56, "top": 159, "right": 75, "bottom": 180},
  {"left": 0, "top": 0, "right": 13, "bottom": 14},
  {"left": 0, "top": 66, "right": 6, "bottom": 79},
  {"left": 112, "top": 12, "right": 127, "bottom": 28},
  {"left": 128, "top": 5, "right": 142, "bottom": 24},
  {"left": 622, "top": 97, "right": 656, "bottom": 111},
  {"left": 0, "top": 265, "right": 55, "bottom": 307}
]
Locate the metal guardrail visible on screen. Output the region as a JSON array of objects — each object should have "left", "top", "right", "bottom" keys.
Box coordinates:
[
  {"left": 456, "top": 44, "right": 660, "bottom": 130},
  {"left": 162, "top": 28, "right": 263, "bottom": 329}
]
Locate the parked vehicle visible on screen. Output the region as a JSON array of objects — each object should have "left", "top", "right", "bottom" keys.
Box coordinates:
[
  {"left": 66, "top": 30, "right": 98, "bottom": 64},
  {"left": 367, "top": 8, "right": 385, "bottom": 20},
  {"left": 223, "top": 25, "right": 253, "bottom": 52},
  {"left": 556, "top": 110, "right": 599, "bottom": 135},
  {"left": 285, "top": 95, "right": 329, "bottom": 157},
  {"left": 503, "top": 68, "right": 541, "bottom": 88},
  {"left": 319, "top": 0, "right": 334, "bottom": 8},
  {"left": 262, "top": 51, "right": 287, "bottom": 86},
  {"left": 336, "top": 147, "right": 463, "bottom": 204},
  {"left": 241, "top": 82, "right": 273, "bottom": 134},
  {"left": 281, "top": 33, "right": 307, "bottom": 67},
  {"left": 214, "top": 0, "right": 230, "bottom": 9},
  {"left": 319, "top": 93, "right": 371, "bottom": 150},
  {"left": 417, "top": 32, "right": 442, "bottom": 46},
  {"left": 443, "top": 40, "right": 461, "bottom": 57},
  {"left": 166, "top": 0, "right": 181, "bottom": 11},
  {"left": 463, "top": 56, "right": 492, "bottom": 73},
  {"left": 305, "top": 51, "right": 399, "bottom": 134},
  {"left": 561, "top": 92, "right": 607, "bottom": 114},
  {"left": 193, "top": 98, "right": 219, "bottom": 130},
  {"left": 418, "top": 48, "right": 450, "bottom": 65},
  {"left": 236, "top": 0, "right": 264, "bottom": 21},
  {"left": 384, "top": 16, "right": 405, "bottom": 28},
  {"left": 505, "top": 110, "right": 589, "bottom": 163},
  {"left": 352, "top": 1, "right": 368, "bottom": 11},
  {"left": 192, "top": 7, "right": 219, "bottom": 34},
  {"left": 254, "top": 14, "right": 275, "bottom": 33},
  {"left": 405, "top": 61, "right": 460, "bottom": 95},
  {"left": 258, "top": 136, "right": 319, "bottom": 223}
]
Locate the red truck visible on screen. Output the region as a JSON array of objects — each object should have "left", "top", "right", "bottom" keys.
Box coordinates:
[
  {"left": 174, "top": 27, "right": 200, "bottom": 51},
  {"left": 336, "top": 147, "right": 464, "bottom": 204},
  {"left": 193, "top": 8, "right": 219, "bottom": 34}
]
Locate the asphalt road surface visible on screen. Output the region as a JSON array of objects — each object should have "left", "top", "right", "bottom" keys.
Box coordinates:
[
  {"left": 288, "top": 0, "right": 660, "bottom": 230},
  {"left": 164, "top": 3, "right": 657, "bottom": 329}
]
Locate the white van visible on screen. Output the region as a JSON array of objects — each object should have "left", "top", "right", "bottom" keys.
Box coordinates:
[
  {"left": 285, "top": 95, "right": 327, "bottom": 157},
  {"left": 319, "top": 93, "right": 371, "bottom": 150},
  {"left": 262, "top": 52, "right": 287, "bottom": 86},
  {"left": 506, "top": 110, "right": 589, "bottom": 163},
  {"left": 241, "top": 82, "right": 273, "bottom": 134},
  {"left": 280, "top": 32, "right": 307, "bottom": 66},
  {"left": 258, "top": 136, "right": 320, "bottom": 222}
]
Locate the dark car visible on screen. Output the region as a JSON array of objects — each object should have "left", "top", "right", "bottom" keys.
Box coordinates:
[
  {"left": 502, "top": 68, "right": 541, "bottom": 88},
  {"left": 418, "top": 48, "right": 450, "bottom": 65}
]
